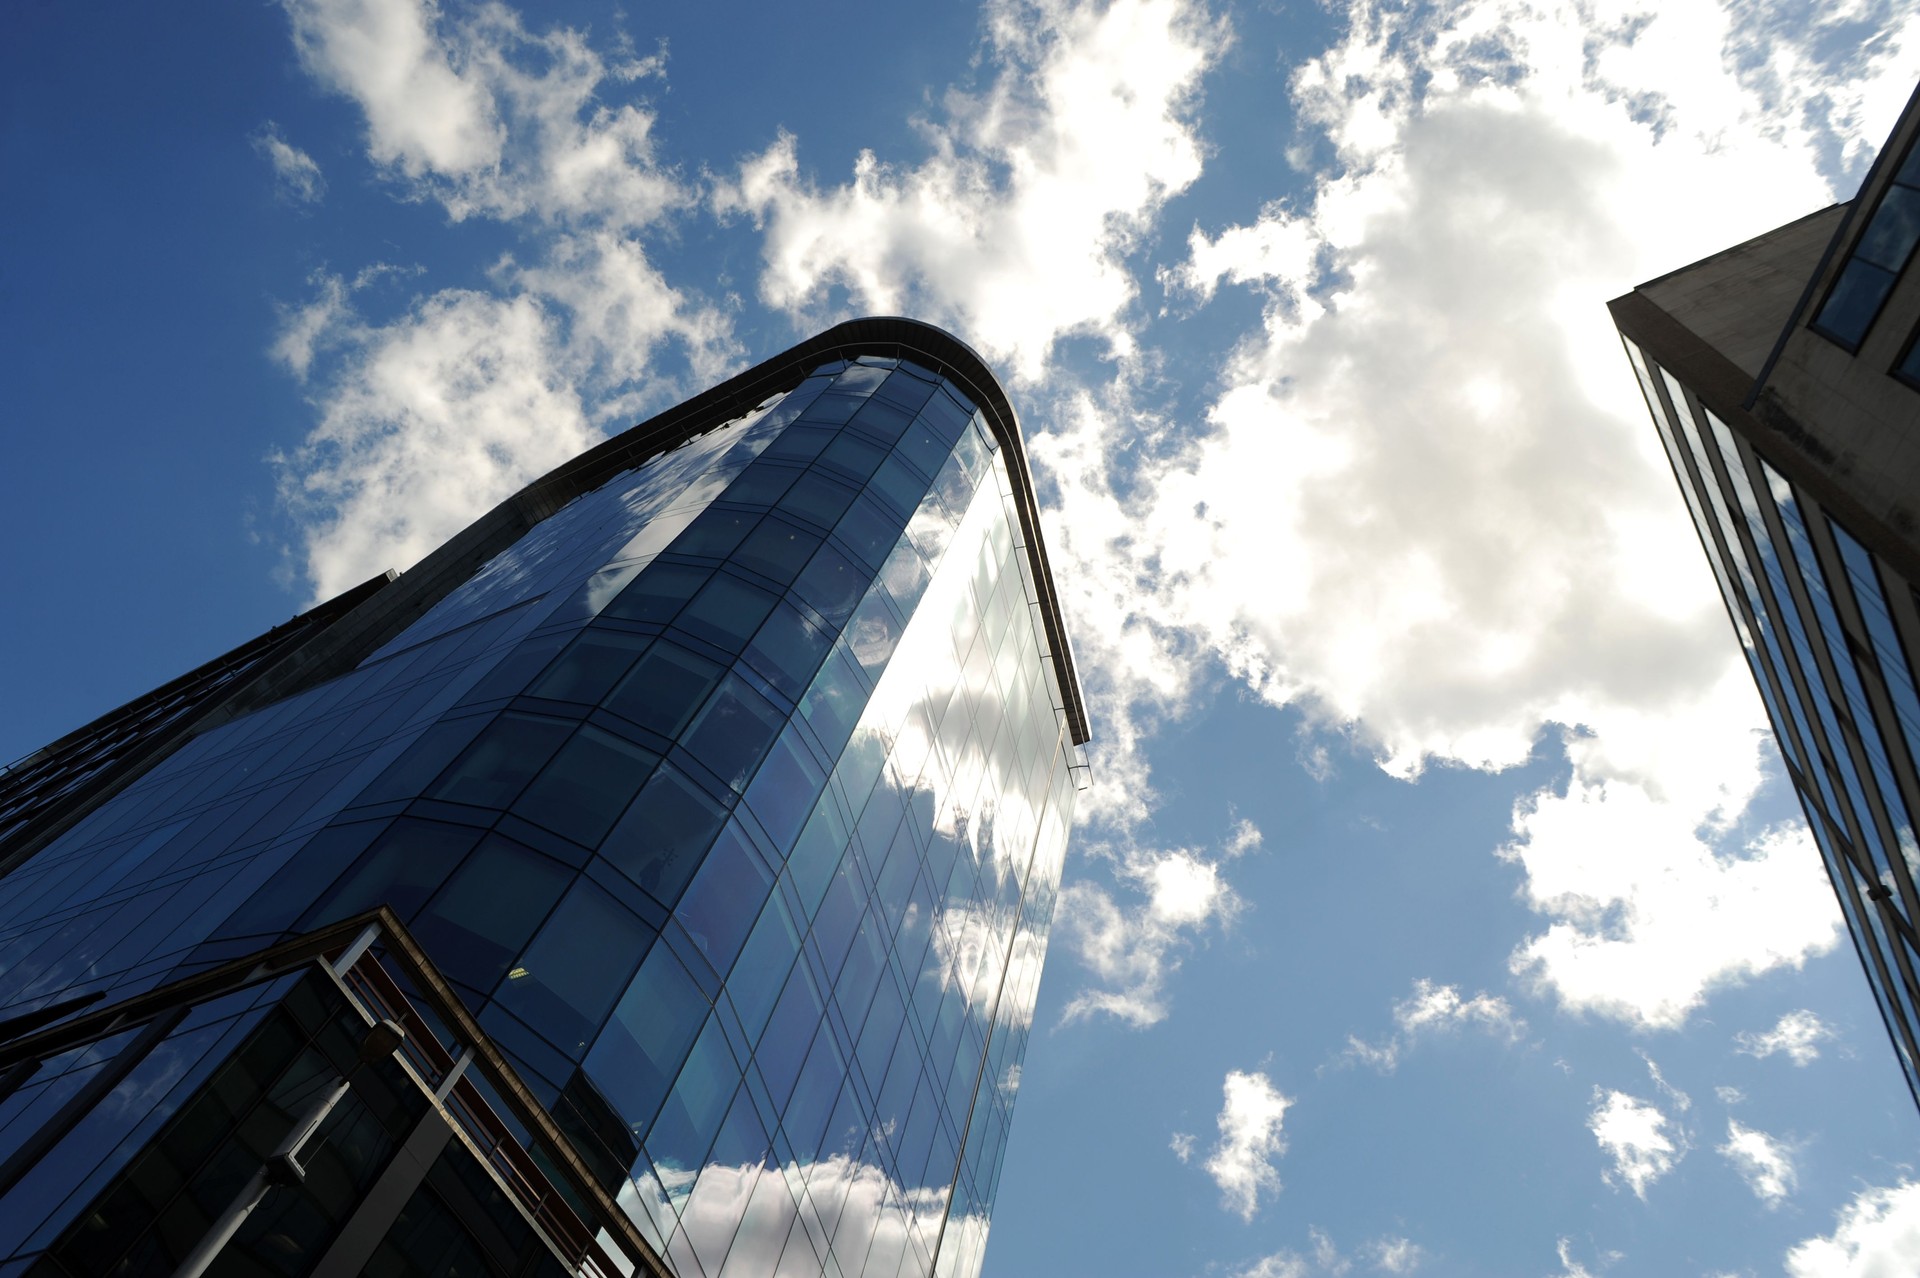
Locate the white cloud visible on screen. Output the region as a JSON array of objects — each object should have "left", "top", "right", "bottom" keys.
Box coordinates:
[
  {"left": 282, "top": 0, "right": 683, "bottom": 227},
  {"left": 1054, "top": 820, "right": 1248, "bottom": 1026},
  {"left": 623, "top": 1151, "right": 986, "bottom": 1278},
  {"left": 1233, "top": 1230, "right": 1422, "bottom": 1276},
  {"left": 1037, "top": 0, "right": 1907, "bottom": 1033},
  {"left": 1505, "top": 778, "right": 1840, "bottom": 1031},
  {"left": 1588, "top": 1088, "right": 1683, "bottom": 1198},
  {"left": 1548, "top": 1238, "right": 1598, "bottom": 1278},
  {"left": 1235, "top": 1254, "right": 1311, "bottom": 1278},
  {"left": 1785, "top": 1180, "right": 1920, "bottom": 1276},
  {"left": 715, "top": 0, "right": 1229, "bottom": 382},
  {"left": 271, "top": 3, "right": 735, "bottom": 599},
  {"left": 1170, "top": 1131, "right": 1196, "bottom": 1163},
  {"left": 1342, "top": 977, "right": 1526, "bottom": 1072},
  {"left": 1736, "top": 1010, "right": 1837, "bottom": 1066},
  {"left": 252, "top": 123, "right": 326, "bottom": 203},
  {"left": 1363, "top": 1236, "right": 1428, "bottom": 1273},
  {"left": 1720, "top": 1119, "right": 1797, "bottom": 1207},
  {"left": 1203, "top": 1069, "right": 1292, "bottom": 1221}
]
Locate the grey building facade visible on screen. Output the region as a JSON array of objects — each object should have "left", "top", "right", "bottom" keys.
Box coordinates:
[
  {"left": 0, "top": 319, "right": 1088, "bottom": 1278},
  {"left": 1610, "top": 91, "right": 1920, "bottom": 1108}
]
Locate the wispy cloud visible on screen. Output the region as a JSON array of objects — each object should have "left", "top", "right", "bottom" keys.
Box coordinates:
[
  {"left": 1341, "top": 978, "right": 1526, "bottom": 1072},
  {"left": 1735, "top": 1010, "right": 1836, "bottom": 1066},
  {"left": 1202, "top": 1069, "right": 1292, "bottom": 1221},
  {"left": 1054, "top": 819, "right": 1250, "bottom": 1027},
  {"left": 1588, "top": 1088, "right": 1684, "bottom": 1199},
  {"left": 252, "top": 122, "right": 326, "bottom": 203},
  {"left": 1785, "top": 1180, "right": 1920, "bottom": 1275},
  {"left": 1720, "top": 1119, "right": 1797, "bottom": 1208}
]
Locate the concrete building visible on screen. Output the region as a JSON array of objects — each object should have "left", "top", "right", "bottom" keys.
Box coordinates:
[
  {"left": 0, "top": 319, "right": 1088, "bottom": 1278},
  {"left": 1610, "top": 91, "right": 1920, "bottom": 1107}
]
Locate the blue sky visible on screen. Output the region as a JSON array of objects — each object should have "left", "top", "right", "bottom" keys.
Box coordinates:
[{"left": 5, "top": 0, "right": 1920, "bottom": 1273}]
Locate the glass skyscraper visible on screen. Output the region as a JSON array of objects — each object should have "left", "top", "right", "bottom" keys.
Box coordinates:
[
  {"left": 1610, "top": 88, "right": 1920, "bottom": 1109},
  {"left": 0, "top": 318, "right": 1089, "bottom": 1278}
]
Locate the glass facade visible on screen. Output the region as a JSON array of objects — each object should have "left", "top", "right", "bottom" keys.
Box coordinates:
[
  {"left": 1622, "top": 335, "right": 1920, "bottom": 1107},
  {"left": 0, "top": 325, "right": 1087, "bottom": 1278}
]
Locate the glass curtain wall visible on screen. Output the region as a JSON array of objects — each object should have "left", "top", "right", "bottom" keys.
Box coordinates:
[
  {"left": 1621, "top": 335, "right": 1920, "bottom": 1107},
  {"left": 0, "top": 352, "right": 1078, "bottom": 1278}
]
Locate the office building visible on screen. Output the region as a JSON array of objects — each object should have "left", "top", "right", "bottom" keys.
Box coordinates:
[
  {"left": 1610, "top": 90, "right": 1920, "bottom": 1107},
  {"left": 0, "top": 318, "right": 1089, "bottom": 1278}
]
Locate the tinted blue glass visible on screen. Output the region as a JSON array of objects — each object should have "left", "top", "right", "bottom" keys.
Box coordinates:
[
  {"left": 300, "top": 818, "right": 471, "bottom": 927},
  {"left": 530, "top": 631, "right": 651, "bottom": 704},
  {"left": 744, "top": 603, "right": 833, "bottom": 702},
  {"left": 1858, "top": 183, "right": 1920, "bottom": 270},
  {"left": 428, "top": 713, "right": 573, "bottom": 810},
  {"left": 675, "top": 821, "right": 774, "bottom": 974},
  {"left": 729, "top": 894, "right": 802, "bottom": 1041},
  {"left": 605, "top": 562, "right": 712, "bottom": 623},
  {"left": 746, "top": 727, "right": 829, "bottom": 852},
  {"left": 734, "top": 515, "right": 823, "bottom": 584},
  {"left": 1816, "top": 258, "right": 1897, "bottom": 347},
  {"left": 497, "top": 878, "right": 652, "bottom": 1056},
  {"left": 512, "top": 725, "right": 659, "bottom": 847},
  {"left": 410, "top": 835, "right": 569, "bottom": 993},
  {"left": 682, "top": 675, "right": 786, "bottom": 793},
  {"left": 602, "top": 765, "right": 727, "bottom": 905},
  {"left": 588, "top": 944, "right": 711, "bottom": 1139},
  {"left": 604, "top": 642, "right": 722, "bottom": 739},
  {"left": 678, "top": 573, "right": 780, "bottom": 652}
]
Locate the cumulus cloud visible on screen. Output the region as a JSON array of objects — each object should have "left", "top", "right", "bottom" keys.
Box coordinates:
[
  {"left": 271, "top": 2, "right": 734, "bottom": 598},
  {"left": 252, "top": 123, "right": 326, "bottom": 203},
  {"left": 1341, "top": 978, "right": 1526, "bottom": 1072},
  {"left": 1505, "top": 785, "right": 1840, "bottom": 1030},
  {"left": 1588, "top": 1088, "right": 1684, "bottom": 1198},
  {"left": 1038, "top": 0, "right": 1911, "bottom": 1034},
  {"left": 1720, "top": 1119, "right": 1797, "bottom": 1207},
  {"left": 1785, "top": 1180, "right": 1920, "bottom": 1276},
  {"left": 715, "top": 0, "right": 1229, "bottom": 381},
  {"left": 282, "top": 0, "right": 683, "bottom": 226},
  {"left": 1736, "top": 1010, "right": 1837, "bottom": 1065},
  {"left": 1054, "top": 819, "right": 1248, "bottom": 1026},
  {"left": 1203, "top": 1069, "right": 1292, "bottom": 1221}
]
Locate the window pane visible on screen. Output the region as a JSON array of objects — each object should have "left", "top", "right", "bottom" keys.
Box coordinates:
[
  {"left": 795, "top": 544, "right": 865, "bottom": 627},
  {"left": 1816, "top": 257, "right": 1896, "bottom": 347},
  {"left": 681, "top": 675, "right": 785, "bottom": 792},
  {"left": 777, "top": 472, "right": 858, "bottom": 530},
  {"left": 675, "top": 821, "right": 774, "bottom": 975},
  {"left": 604, "top": 643, "right": 723, "bottom": 739},
  {"left": 604, "top": 562, "right": 712, "bottom": 623},
  {"left": 743, "top": 602, "right": 832, "bottom": 702},
  {"left": 428, "top": 713, "right": 573, "bottom": 810},
  {"left": 1858, "top": 183, "right": 1920, "bottom": 271},
  {"left": 603, "top": 765, "right": 728, "bottom": 906},
  {"left": 677, "top": 574, "right": 780, "bottom": 653},
  {"left": 733, "top": 516, "right": 822, "bottom": 584},
  {"left": 513, "top": 725, "right": 660, "bottom": 847},
  {"left": 498, "top": 878, "right": 654, "bottom": 1056},
  {"left": 588, "top": 945, "right": 711, "bottom": 1138},
  {"left": 745, "top": 726, "right": 828, "bottom": 851},
  {"left": 530, "top": 631, "right": 651, "bottom": 705},
  {"left": 672, "top": 506, "right": 758, "bottom": 560},
  {"left": 302, "top": 819, "right": 475, "bottom": 928},
  {"left": 410, "top": 836, "right": 570, "bottom": 994}
]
